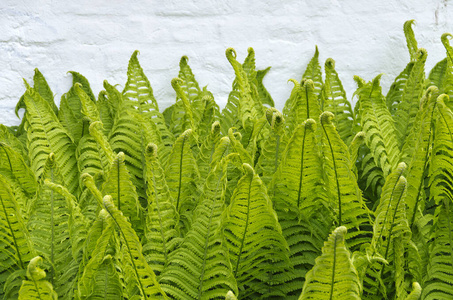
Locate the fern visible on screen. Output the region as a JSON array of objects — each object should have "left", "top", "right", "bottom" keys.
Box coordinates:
[
  {"left": 302, "top": 46, "right": 323, "bottom": 101},
  {"left": 320, "top": 111, "right": 371, "bottom": 247},
  {"left": 0, "top": 174, "right": 35, "bottom": 299},
  {"left": 159, "top": 156, "right": 237, "bottom": 299},
  {"left": 142, "top": 143, "right": 180, "bottom": 276},
  {"left": 18, "top": 256, "right": 58, "bottom": 300},
  {"left": 27, "top": 154, "right": 79, "bottom": 297},
  {"left": 103, "top": 195, "right": 168, "bottom": 299},
  {"left": 394, "top": 48, "right": 427, "bottom": 148},
  {"left": 299, "top": 226, "right": 361, "bottom": 300},
  {"left": 355, "top": 74, "right": 400, "bottom": 177},
  {"left": 24, "top": 86, "right": 79, "bottom": 195},
  {"left": 223, "top": 163, "right": 290, "bottom": 299},
  {"left": 322, "top": 58, "right": 355, "bottom": 144}
]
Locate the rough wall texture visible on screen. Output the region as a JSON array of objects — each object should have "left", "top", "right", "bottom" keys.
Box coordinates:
[{"left": 0, "top": 0, "right": 452, "bottom": 126}]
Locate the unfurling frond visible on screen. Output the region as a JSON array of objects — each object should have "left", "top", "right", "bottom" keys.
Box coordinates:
[{"left": 18, "top": 256, "right": 58, "bottom": 300}]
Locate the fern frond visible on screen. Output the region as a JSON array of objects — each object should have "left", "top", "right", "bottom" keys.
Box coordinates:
[
  {"left": 299, "top": 226, "right": 361, "bottom": 300},
  {"left": 225, "top": 48, "right": 264, "bottom": 130},
  {"left": 165, "top": 128, "right": 200, "bottom": 216},
  {"left": 404, "top": 20, "right": 418, "bottom": 61},
  {"left": 122, "top": 50, "right": 173, "bottom": 146},
  {"left": 18, "top": 256, "right": 58, "bottom": 300},
  {"left": 320, "top": 112, "right": 371, "bottom": 248},
  {"left": 0, "top": 175, "right": 35, "bottom": 299},
  {"left": 24, "top": 87, "right": 79, "bottom": 194},
  {"left": 269, "top": 118, "right": 331, "bottom": 297},
  {"left": 355, "top": 74, "right": 400, "bottom": 177},
  {"left": 77, "top": 210, "right": 123, "bottom": 299},
  {"left": 27, "top": 154, "right": 78, "bottom": 297},
  {"left": 0, "top": 142, "right": 37, "bottom": 197},
  {"left": 302, "top": 46, "right": 323, "bottom": 100},
  {"left": 255, "top": 67, "right": 274, "bottom": 107},
  {"left": 159, "top": 159, "right": 237, "bottom": 299},
  {"left": 256, "top": 108, "right": 287, "bottom": 187},
  {"left": 170, "top": 77, "right": 197, "bottom": 138},
  {"left": 440, "top": 33, "right": 453, "bottom": 103},
  {"left": 102, "top": 152, "right": 142, "bottom": 235},
  {"left": 394, "top": 48, "right": 427, "bottom": 148},
  {"left": 142, "top": 143, "right": 180, "bottom": 276},
  {"left": 197, "top": 121, "right": 222, "bottom": 182},
  {"left": 68, "top": 71, "right": 96, "bottom": 103},
  {"left": 286, "top": 79, "right": 322, "bottom": 132},
  {"left": 103, "top": 195, "right": 168, "bottom": 299},
  {"left": 223, "top": 163, "right": 290, "bottom": 299},
  {"left": 0, "top": 124, "right": 28, "bottom": 162},
  {"left": 405, "top": 91, "right": 442, "bottom": 226},
  {"left": 58, "top": 86, "right": 84, "bottom": 145},
  {"left": 323, "top": 58, "right": 355, "bottom": 144},
  {"left": 386, "top": 62, "right": 415, "bottom": 117},
  {"left": 421, "top": 201, "right": 453, "bottom": 300}
]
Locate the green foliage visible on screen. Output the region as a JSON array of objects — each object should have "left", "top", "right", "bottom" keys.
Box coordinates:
[{"left": 3, "top": 21, "right": 453, "bottom": 299}]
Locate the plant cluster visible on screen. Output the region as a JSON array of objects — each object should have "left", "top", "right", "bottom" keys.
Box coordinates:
[{"left": 1, "top": 20, "right": 453, "bottom": 299}]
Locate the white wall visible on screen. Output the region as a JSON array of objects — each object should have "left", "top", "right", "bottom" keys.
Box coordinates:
[{"left": 1, "top": 0, "right": 452, "bottom": 126}]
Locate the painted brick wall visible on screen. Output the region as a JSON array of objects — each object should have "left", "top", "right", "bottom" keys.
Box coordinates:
[{"left": 0, "top": 0, "right": 452, "bottom": 126}]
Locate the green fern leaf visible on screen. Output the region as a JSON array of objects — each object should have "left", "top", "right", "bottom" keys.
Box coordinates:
[
  {"left": 0, "top": 142, "right": 37, "bottom": 197},
  {"left": 102, "top": 152, "right": 142, "bottom": 235},
  {"left": 103, "top": 195, "right": 168, "bottom": 299},
  {"left": 122, "top": 50, "right": 174, "bottom": 146},
  {"left": 405, "top": 90, "right": 441, "bottom": 227},
  {"left": 0, "top": 174, "right": 35, "bottom": 299},
  {"left": 255, "top": 67, "right": 274, "bottom": 107},
  {"left": 24, "top": 87, "right": 79, "bottom": 195},
  {"left": 404, "top": 20, "right": 419, "bottom": 61},
  {"left": 58, "top": 86, "right": 84, "bottom": 145},
  {"left": 197, "top": 121, "right": 222, "bottom": 182},
  {"left": 394, "top": 48, "right": 427, "bottom": 148},
  {"left": 255, "top": 108, "right": 287, "bottom": 187},
  {"left": 27, "top": 154, "right": 78, "bottom": 297},
  {"left": 386, "top": 62, "right": 415, "bottom": 117},
  {"left": 165, "top": 128, "right": 200, "bottom": 217},
  {"left": 299, "top": 226, "right": 361, "bottom": 300},
  {"left": 270, "top": 118, "right": 331, "bottom": 297},
  {"left": 33, "top": 69, "right": 58, "bottom": 115},
  {"left": 142, "top": 144, "right": 180, "bottom": 276},
  {"left": 170, "top": 77, "right": 197, "bottom": 138},
  {"left": 322, "top": 58, "right": 355, "bottom": 144},
  {"left": 302, "top": 46, "right": 323, "bottom": 100},
  {"left": 78, "top": 210, "right": 123, "bottom": 299},
  {"left": 223, "top": 163, "right": 290, "bottom": 299},
  {"left": 159, "top": 158, "right": 237, "bottom": 299},
  {"left": 440, "top": 33, "right": 453, "bottom": 104},
  {"left": 320, "top": 111, "right": 371, "bottom": 248},
  {"left": 421, "top": 201, "right": 453, "bottom": 300},
  {"left": 355, "top": 74, "right": 401, "bottom": 177},
  {"left": 0, "top": 124, "right": 28, "bottom": 163},
  {"left": 68, "top": 71, "right": 96, "bottom": 102},
  {"left": 18, "top": 256, "right": 58, "bottom": 300},
  {"left": 286, "top": 79, "right": 322, "bottom": 133}
]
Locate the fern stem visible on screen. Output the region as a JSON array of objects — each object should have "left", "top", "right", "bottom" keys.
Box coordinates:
[
  {"left": 297, "top": 126, "right": 307, "bottom": 209},
  {"left": 322, "top": 123, "right": 342, "bottom": 226},
  {"left": 50, "top": 167, "right": 55, "bottom": 287}
]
